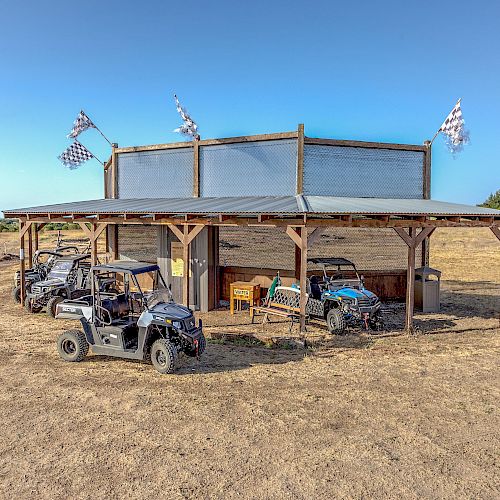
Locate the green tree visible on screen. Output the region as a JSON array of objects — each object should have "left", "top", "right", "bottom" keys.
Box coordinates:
[{"left": 480, "top": 189, "right": 500, "bottom": 210}]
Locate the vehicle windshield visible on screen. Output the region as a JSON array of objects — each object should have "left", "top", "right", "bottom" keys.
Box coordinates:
[
  {"left": 144, "top": 287, "right": 173, "bottom": 308},
  {"left": 47, "top": 260, "right": 73, "bottom": 280}
]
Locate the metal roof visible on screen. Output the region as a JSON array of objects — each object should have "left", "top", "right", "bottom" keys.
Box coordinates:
[{"left": 4, "top": 196, "right": 500, "bottom": 217}]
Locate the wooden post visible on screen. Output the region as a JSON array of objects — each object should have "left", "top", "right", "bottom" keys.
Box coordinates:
[
  {"left": 296, "top": 124, "right": 305, "bottom": 195},
  {"left": 193, "top": 139, "right": 200, "bottom": 197},
  {"left": 113, "top": 225, "right": 119, "bottom": 261},
  {"left": 182, "top": 226, "right": 190, "bottom": 306},
  {"left": 111, "top": 143, "right": 118, "bottom": 199},
  {"left": 294, "top": 227, "right": 301, "bottom": 280},
  {"left": 33, "top": 223, "right": 39, "bottom": 254},
  {"left": 27, "top": 223, "right": 33, "bottom": 267},
  {"left": 18, "top": 221, "right": 32, "bottom": 306},
  {"left": 91, "top": 224, "right": 98, "bottom": 266},
  {"left": 491, "top": 226, "right": 500, "bottom": 242},
  {"left": 286, "top": 225, "right": 308, "bottom": 333},
  {"left": 394, "top": 226, "right": 435, "bottom": 332},
  {"left": 406, "top": 227, "right": 416, "bottom": 331},
  {"left": 76, "top": 222, "right": 107, "bottom": 266},
  {"left": 422, "top": 140, "right": 432, "bottom": 266},
  {"left": 299, "top": 226, "right": 308, "bottom": 333}
]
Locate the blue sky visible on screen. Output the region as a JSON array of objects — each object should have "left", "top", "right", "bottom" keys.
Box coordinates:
[{"left": 1, "top": 0, "right": 499, "bottom": 213}]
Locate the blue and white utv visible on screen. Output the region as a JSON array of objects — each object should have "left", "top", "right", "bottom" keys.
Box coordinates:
[{"left": 307, "top": 258, "right": 383, "bottom": 334}]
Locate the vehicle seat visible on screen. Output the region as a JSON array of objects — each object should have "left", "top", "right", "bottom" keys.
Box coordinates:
[
  {"left": 100, "top": 294, "right": 130, "bottom": 321},
  {"left": 309, "top": 275, "right": 322, "bottom": 300}
]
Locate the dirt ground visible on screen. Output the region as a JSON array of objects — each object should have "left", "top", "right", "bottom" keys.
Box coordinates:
[{"left": 0, "top": 228, "right": 499, "bottom": 499}]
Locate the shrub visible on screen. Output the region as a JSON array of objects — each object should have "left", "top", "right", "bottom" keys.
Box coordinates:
[{"left": 479, "top": 190, "right": 500, "bottom": 210}]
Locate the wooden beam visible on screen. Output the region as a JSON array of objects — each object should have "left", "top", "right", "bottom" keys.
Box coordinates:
[
  {"left": 405, "top": 227, "right": 416, "bottom": 332},
  {"left": 286, "top": 226, "right": 303, "bottom": 248},
  {"left": 394, "top": 227, "right": 414, "bottom": 247},
  {"left": 75, "top": 221, "right": 92, "bottom": 239},
  {"left": 94, "top": 223, "right": 108, "bottom": 240},
  {"left": 414, "top": 227, "right": 436, "bottom": 248},
  {"left": 299, "top": 227, "right": 308, "bottom": 333},
  {"left": 19, "top": 222, "right": 27, "bottom": 306},
  {"left": 33, "top": 223, "right": 39, "bottom": 253},
  {"left": 182, "top": 226, "right": 190, "bottom": 307},
  {"left": 27, "top": 224, "right": 33, "bottom": 266},
  {"left": 296, "top": 123, "right": 304, "bottom": 194},
  {"left": 113, "top": 225, "right": 119, "bottom": 261},
  {"left": 304, "top": 137, "right": 427, "bottom": 152},
  {"left": 185, "top": 224, "right": 204, "bottom": 245},
  {"left": 111, "top": 143, "right": 118, "bottom": 199},
  {"left": 193, "top": 139, "right": 200, "bottom": 197},
  {"left": 491, "top": 226, "right": 500, "bottom": 241},
  {"left": 168, "top": 224, "right": 185, "bottom": 242}
]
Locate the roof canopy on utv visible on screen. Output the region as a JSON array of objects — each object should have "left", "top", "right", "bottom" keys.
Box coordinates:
[
  {"left": 92, "top": 261, "right": 160, "bottom": 275},
  {"left": 308, "top": 258, "right": 355, "bottom": 267}
]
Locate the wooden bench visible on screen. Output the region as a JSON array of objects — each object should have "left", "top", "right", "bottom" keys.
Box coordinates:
[{"left": 250, "top": 286, "right": 305, "bottom": 332}]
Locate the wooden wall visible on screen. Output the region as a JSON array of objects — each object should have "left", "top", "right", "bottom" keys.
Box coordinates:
[{"left": 219, "top": 266, "right": 407, "bottom": 302}]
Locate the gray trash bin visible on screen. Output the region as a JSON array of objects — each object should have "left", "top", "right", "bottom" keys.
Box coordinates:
[{"left": 415, "top": 266, "right": 441, "bottom": 313}]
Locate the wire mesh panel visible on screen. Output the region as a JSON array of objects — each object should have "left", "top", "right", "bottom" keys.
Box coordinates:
[
  {"left": 200, "top": 140, "right": 297, "bottom": 196},
  {"left": 219, "top": 226, "right": 295, "bottom": 270},
  {"left": 118, "top": 226, "right": 158, "bottom": 263},
  {"left": 304, "top": 145, "right": 424, "bottom": 198},
  {"left": 117, "top": 148, "right": 193, "bottom": 198},
  {"left": 308, "top": 227, "right": 421, "bottom": 270}
]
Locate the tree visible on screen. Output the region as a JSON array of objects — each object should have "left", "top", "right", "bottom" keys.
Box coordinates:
[{"left": 480, "top": 189, "right": 500, "bottom": 210}]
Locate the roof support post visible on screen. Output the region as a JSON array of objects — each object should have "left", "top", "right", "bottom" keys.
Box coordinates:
[
  {"left": 111, "top": 143, "right": 118, "bottom": 199},
  {"left": 491, "top": 226, "right": 500, "bottom": 242},
  {"left": 167, "top": 224, "right": 205, "bottom": 307},
  {"left": 193, "top": 139, "right": 200, "bottom": 197},
  {"left": 33, "top": 223, "right": 39, "bottom": 254},
  {"left": 286, "top": 225, "right": 308, "bottom": 333},
  {"left": 296, "top": 124, "right": 304, "bottom": 195},
  {"left": 76, "top": 222, "right": 107, "bottom": 266},
  {"left": 422, "top": 140, "right": 432, "bottom": 266},
  {"left": 27, "top": 223, "right": 33, "bottom": 268},
  {"left": 18, "top": 221, "right": 33, "bottom": 306},
  {"left": 394, "top": 226, "right": 435, "bottom": 332}
]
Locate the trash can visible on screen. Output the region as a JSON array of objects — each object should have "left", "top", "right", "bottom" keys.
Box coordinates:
[{"left": 415, "top": 266, "right": 441, "bottom": 313}]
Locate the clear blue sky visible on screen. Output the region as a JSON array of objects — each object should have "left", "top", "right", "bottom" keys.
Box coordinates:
[{"left": 1, "top": 0, "right": 499, "bottom": 214}]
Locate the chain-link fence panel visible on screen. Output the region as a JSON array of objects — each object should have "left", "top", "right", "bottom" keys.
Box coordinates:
[
  {"left": 118, "top": 225, "right": 158, "bottom": 263},
  {"left": 200, "top": 140, "right": 297, "bottom": 197},
  {"left": 308, "top": 227, "right": 421, "bottom": 270},
  {"left": 219, "top": 226, "right": 295, "bottom": 270},
  {"left": 304, "top": 145, "right": 424, "bottom": 198},
  {"left": 117, "top": 148, "right": 193, "bottom": 198}
]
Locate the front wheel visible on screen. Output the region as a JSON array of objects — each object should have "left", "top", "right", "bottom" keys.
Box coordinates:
[
  {"left": 12, "top": 286, "right": 22, "bottom": 304},
  {"left": 47, "top": 296, "right": 64, "bottom": 319},
  {"left": 150, "top": 339, "right": 178, "bottom": 374},
  {"left": 25, "top": 299, "right": 43, "bottom": 314},
  {"left": 57, "top": 330, "right": 89, "bottom": 362},
  {"left": 326, "top": 308, "right": 347, "bottom": 335}
]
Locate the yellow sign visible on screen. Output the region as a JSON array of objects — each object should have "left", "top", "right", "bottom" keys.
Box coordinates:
[{"left": 171, "top": 242, "right": 184, "bottom": 277}]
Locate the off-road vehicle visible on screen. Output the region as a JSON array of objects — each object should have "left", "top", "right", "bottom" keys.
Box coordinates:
[
  {"left": 25, "top": 253, "right": 92, "bottom": 317},
  {"left": 12, "top": 245, "right": 80, "bottom": 304},
  {"left": 55, "top": 261, "right": 205, "bottom": 374},
  {"left": 307, "top": 258, "right": 383, "bottom": 334}
]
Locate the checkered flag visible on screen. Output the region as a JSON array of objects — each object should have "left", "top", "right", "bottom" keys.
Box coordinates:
[
  {"left": 67, "top": 110, "right": 96, "bottom": 139},
  {"left": 58, "top": 140, "right": 95, "bottom": 169},
  {"left": 438, "top": 99, "right": 470, "bottom": 154},
  {"left": 173, "top": 94, "right": 200, "bottom": 140}
]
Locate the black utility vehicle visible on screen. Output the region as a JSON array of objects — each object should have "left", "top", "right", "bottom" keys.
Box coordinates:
[
  {"left": 55, "top": 261, "right": 205, "bottom": 374},
  {"left": 25, "top": 254, "right": 91, "bottom": 317},
  {"left": 12, "top": 245, "right": 80, "bottom": 304}
]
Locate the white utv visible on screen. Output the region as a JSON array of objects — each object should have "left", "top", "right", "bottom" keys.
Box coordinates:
[{"left": 55, "top": 261, "right": 205, "bottom": 374}]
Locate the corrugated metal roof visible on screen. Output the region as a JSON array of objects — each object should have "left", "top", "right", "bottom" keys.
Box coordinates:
[
  {"left": 305, "top": 196, "right": 500, "bottom": 216},
  {"left": 4, "top": 196, "right": 500, "bottom": 217},
  {"left": 4, "top": 197, "right": 301, "bottom": 215}
]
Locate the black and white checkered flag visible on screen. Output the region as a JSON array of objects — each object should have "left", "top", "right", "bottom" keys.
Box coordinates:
[
  {"left": 67, "top": 110, "right": 96, "bottom": 139},
  {"left": 438, "top": 99, "right": 470, "bottom": 153},
  {"left": 173, "top": 94, "right": 200, "bottom": 140},
  {"left": 58, "top": 140, "right": 95, "bottom": 169}
]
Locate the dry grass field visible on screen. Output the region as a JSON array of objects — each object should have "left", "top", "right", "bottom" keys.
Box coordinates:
[{"left": 0, "top": 228, "right": 499, "bottom": 499}]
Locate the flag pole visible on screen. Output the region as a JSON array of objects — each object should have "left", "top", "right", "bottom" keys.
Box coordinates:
[
  {"left": 80, "top": 143, "right": 105, "bottom": 165},
  {"left": 94, "top": 125, "right": 113, "bottom": 147}
]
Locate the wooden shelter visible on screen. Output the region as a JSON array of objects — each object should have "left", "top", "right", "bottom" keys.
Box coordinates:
[{"left": 5, "top": 125, "right": 500, "bottom": 332}]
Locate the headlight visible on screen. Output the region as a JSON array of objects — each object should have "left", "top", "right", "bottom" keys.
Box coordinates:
[{"left": 172, "top": 321, "right": 182, "bottom": 330}]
